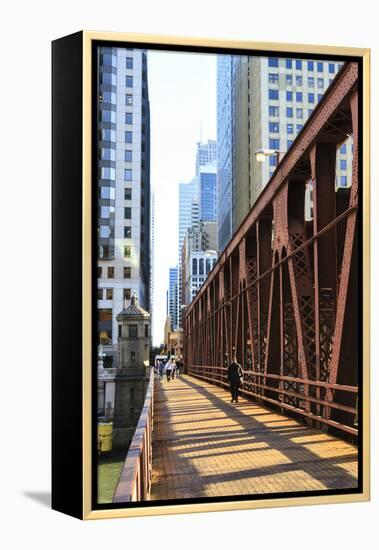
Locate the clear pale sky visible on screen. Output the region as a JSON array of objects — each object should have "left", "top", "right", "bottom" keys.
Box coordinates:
[{"left": 148, "top": 50, "right": 217, "bottom": 345}]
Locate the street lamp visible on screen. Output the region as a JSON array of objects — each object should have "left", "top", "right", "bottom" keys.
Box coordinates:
[{"left": 255, "top": 148, "right": 285, "bottom": 165}]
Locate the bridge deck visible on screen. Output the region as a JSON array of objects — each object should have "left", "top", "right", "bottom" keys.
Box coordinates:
[{"left": 150, "top": 375, "right": 358, "bottom": 501}]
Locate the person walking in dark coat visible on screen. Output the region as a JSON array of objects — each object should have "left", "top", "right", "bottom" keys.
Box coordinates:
[{"left": 228, "top": 356, "right": 243, "bottom": 403}]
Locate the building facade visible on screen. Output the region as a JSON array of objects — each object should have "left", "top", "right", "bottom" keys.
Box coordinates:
[
  {"left": 182, "top": 250, "right": 217, "bottom": 306},
  {"left": 168, "top": 266, "right": 179, "bottom": 330},
  {"left": 97, "top": 47, "right": 151, "bottom": 369},
  {"left": 199, "top": 161, "right": 217, "bottom": 222},
  {"left": 217, "top": 54, "right": 352, "bottom": 249},
  {"left": 196, "top": 139, "right": 217, "bottom": 175}
]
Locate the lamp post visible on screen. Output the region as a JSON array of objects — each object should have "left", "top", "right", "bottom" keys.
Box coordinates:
[{"left": 255, "top": 148, "right": 286, "bottom": 166}]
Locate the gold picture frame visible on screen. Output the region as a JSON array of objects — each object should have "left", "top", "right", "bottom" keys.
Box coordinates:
[{"left": 52, "top": 31, "right": 370, "bottom": 520}]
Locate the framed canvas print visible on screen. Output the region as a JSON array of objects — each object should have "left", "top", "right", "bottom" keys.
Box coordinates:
[{"left": 52, "top": 31, "right": 370, "bottom": 520}]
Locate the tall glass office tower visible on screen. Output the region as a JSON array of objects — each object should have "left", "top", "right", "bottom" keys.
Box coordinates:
[
  {"left": 217, "top": 54, "right": 352, "bottom": 250},
  {"left": 97, "top": 47, "right": 150, "bottom": 368}
]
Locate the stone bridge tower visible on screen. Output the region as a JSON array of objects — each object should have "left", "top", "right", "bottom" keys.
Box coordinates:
[{"left": 112, "top": 294, "right": 151, "bottom": 450}]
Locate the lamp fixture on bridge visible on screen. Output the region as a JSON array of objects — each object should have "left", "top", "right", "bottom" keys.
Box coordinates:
[{"left": 255, "top": 148, "right": 285, "bottom": 163}]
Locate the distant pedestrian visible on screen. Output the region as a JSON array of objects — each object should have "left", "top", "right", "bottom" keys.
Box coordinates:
[
  {"left": 165, "top": 360, "right": 172, "bottom": 382},
  {"left": 170, "top": 358, "right": 176, "bottom": 379},
  {"left": 159, "top": 361, "right": 164, "bottom": 379},
  {"left": 228, "top": 356, "right": 243, "bottom": 403},
  {"left": 175, "top": 354, "right": 183, "bottom": 378}
]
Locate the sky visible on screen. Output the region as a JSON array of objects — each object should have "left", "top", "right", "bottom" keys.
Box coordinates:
[{"left": 147, "top": 50, "right": 217, "bottom": 345}]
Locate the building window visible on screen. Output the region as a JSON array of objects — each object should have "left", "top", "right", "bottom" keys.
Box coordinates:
[
  {"left": 129, "top": 324, "right": 138, "bottom": 338},
  {"left": 318, "top": 94, "right": 323, "bottom": 101},
  {"left": 124, "top": 169, "right": 132, "bottom": 181},
  {"left": 340, "top": 175, "right": 348, "bottom": 186},
  {"left": 268, "top": 73, "right": 279, "bottom": 84},
  {"left": 98, "top": 308, "right": 112, "bottom": 322},
  {"left": 296, "top": 108, "right": 303, "bottom": 118},
  {"left": 107, "top": 267, "right": 114, "bottom": 278},
  {"left": 125, "top": 94, "right": 133, "bottom": 105},
  {"left": 124, "top": 266, "right": 131, "bottom": 278},
  {"left": 268, "top": 57, "right": 278, "bottom": 67},
  {"left": 269, "top": 155, "right": 277, "bottom": 167},
  {"left": 286, "top": 59, "right": 292, "bottom": 69},
  {"left": 317, "top": 62, "right": 323, "bottom": 72},
  {"left": 307, "top": 61, "right": 314, "bottom": 71},
  {"left": 126, "top": 57, "right": 133, "bottom": 69},
  {"left": 125, "top": 76, "right": 133, "bottom": 88},
  {"left": 286, "top": 74, "right": 293, "bottom": 85},
  {"left": 125, "top": 131, "right": 133, "bottom": 143},
  {"left": 296, "top": 75, "right": 302, "bottom": 86},
  {"left": 124, "top": 188, "right": 132, "bottom": 201},
  {"left": 286, "top": 107, "right": 293, "bottom": 118},
  {"left": 296, "top": 124, "right": 303, "bottom": 132},
  {"left": 125, "top": 112, "right": 133, "bottom": 124},
  {"left": 296, "top": 92, "right": 303, "bottom": 102},
  {"left": 101, "top": 167, "right": 115, "bottom": 180},
  {"left": 286, "top": 91, "right": 293, "bottom": 101},
  {"left": 124, "top": 207, "right": 132, "bottom": 219},
  {"left": 100, "top": 226, "right": 110, "bottom": 239},
  {"left": 308, "top": 93, "right": 315, "bottom": 103},
  {"left": 295, "top": 59, "right": 302, "bottom": 70},
  {"left": 124, "top": 288, "right": 131, "bottom": 300},
  {"left": 124, "top": 226, "right": 132, "bottom": 239},
  {"left": 269, "top": 105, "right": 279, "bottom": 116},
  {"left": 192, "top": 258, "right": 198, "bottom": 275},
  {"left": 101, "top": 148, "right": 116, "bottom": 161},
  {"left": 268, "top": 89, "right": 279, "bottom": 100},
  {"left": 308, "top": 76, "right": 314, "bottom": 88},
  {"left": 145, "top": 325, "right": 149, "bottom": 338},
  {"left": 124, "top": 246, "right": 131, "bottom": 258},
  {"left": 269, "top": 122, "right": 279, "bottom": 133},
  {"left": 106, "top": 288, "right": 113, "bottom": 300},
  {"left": 328, "top": 63, "right": 335, "bottom": 73},
  {"left": 269, "top": 138, "right": 280, "bottom": 149},
  {"left": 97, "top": 267, "right": 102, "bottom": 278},
  {"left": 125, "top": 149, "right": 132, "bottom": 162},
  {"left": 287, "top": 123, "right": 293, "bottom": 134},
  {"left": 340, "top": 143, "right": 347, "bottom": 154},
  {"left": 340, "top": 159, "right": 347, "bottom": 170},
  {"left": 199, "top": 258, "right": 204, "bottom": 275},
  {"left": 308, "top": 109, "right": 313, "bottom": 116},
  {"left": 287, "top": 139, "right": 293, "bottom": 148},
  {"left": 317, "top": 78, "right": 324, "bottom": 88},
  {"left": 97, "top": 288, "right": 103, "bottom": 300}
]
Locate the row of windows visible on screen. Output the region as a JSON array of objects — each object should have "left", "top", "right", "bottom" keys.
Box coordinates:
[
  {"left": 268, "top": 74, "right": 329, "bottom": 88},
  {"left": 269, "top": 106, "right": 313, "bottom": 118},
  {"left": 269, "top": 90, "right": 323, "bottom": 103},
  {"left": 192, "top": 257, "right": 217, "bottom": 276},
  {"left": 99, "top": 148, "right": 133, "bottom": 161},
  {"left": 269, "top": 121, "right": 304, "bottom": 133},
  {"left": 97, "top": 267, "right": 132, "bottom": 280},
  {"left": 268, "top": 138, "right": 352, "bottom": 157},
  {"left": 268, "top": 58, "right": 341, "bottom": 73},
  {"left": 98, "top": 224, "right": 133, "bottom": 239}
]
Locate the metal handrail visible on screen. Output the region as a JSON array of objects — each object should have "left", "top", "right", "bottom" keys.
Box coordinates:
[{"left": 112, "top": 368, "right": 154, "bottom": 503}]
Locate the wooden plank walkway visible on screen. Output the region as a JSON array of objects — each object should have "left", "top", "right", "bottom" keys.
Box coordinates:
[{"left": 150, "top": 375, "right": 358, "bottom": 501}]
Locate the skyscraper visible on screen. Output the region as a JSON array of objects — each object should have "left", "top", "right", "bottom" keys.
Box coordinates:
[
  {"left": 217, "top": 54, "right": 352, "bottom": 249},
  {"left": 195, "top": 139, "right": 217, "bottom": 175},
  {"left": 199, "top": 161, "right": 217, "bottom": 222},
  {"left": 168, "top": 267, "right": 179, "bottom": 330},
  {"left": 217, "top": 55, "right": 234, "bottom": 253},
  {"left": 97, "top": 47, "right": 150, "bottom": 368}
]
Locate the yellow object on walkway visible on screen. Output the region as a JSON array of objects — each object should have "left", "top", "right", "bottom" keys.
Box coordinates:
[{"left": 98, "top": 422, "right": 113, "bottom": 453}]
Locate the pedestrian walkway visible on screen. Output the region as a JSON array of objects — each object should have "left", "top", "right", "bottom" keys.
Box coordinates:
[{"left": 150, "top": 375, "right": 358, "bottom": 501}]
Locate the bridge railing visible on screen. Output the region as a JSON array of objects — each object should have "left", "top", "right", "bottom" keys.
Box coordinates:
[
  {"left": 188, "top": 364, "right": 358, "bottom": 436},
  {"left": 112, "top": 369, "right": 154, "bottom": 503}
]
